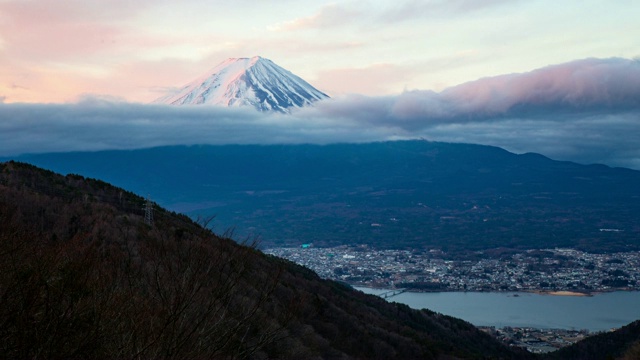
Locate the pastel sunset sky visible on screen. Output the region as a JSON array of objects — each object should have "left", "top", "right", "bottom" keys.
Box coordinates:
[{"left": 1, "top": 0, "right": 638, "bottom": 103}]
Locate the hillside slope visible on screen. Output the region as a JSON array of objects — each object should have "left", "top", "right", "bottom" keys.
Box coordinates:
[{"left": 0, "top": 161, "right": 529, "bottom": 359}]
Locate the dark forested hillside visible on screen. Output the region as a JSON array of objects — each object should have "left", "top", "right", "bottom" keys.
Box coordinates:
[{"left": 0, "top": 161, "right": 530, "bottom": 359}]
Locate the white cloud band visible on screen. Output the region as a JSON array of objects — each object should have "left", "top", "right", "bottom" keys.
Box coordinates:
[{"left": 1, "top": 58, "right": 639, "bottom": 169}]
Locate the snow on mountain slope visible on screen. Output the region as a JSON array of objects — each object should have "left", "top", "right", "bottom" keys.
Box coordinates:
[{"left": 154, "top": 56, "right": 329, "bottom": 112}]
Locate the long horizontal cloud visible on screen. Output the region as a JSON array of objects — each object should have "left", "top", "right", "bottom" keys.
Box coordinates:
[
  {"left": 309, "top": 57, "right": 640, "bottom": 125},
  {"left": 1, "top": 57, "right": 639, "bottom": 169}
]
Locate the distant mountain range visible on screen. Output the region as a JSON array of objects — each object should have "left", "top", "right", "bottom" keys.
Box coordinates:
[
  {"left": 7, "top": 140, "right": 640, "bottom": 254},
  {"left": 154, "top": 56, "right": 329, "bottom": 112}
]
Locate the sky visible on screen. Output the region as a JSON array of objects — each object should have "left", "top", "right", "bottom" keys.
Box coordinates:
[
  {"left": 0, "top": 0, "right": 639, "bottom": 169},
  {"left": 1, "top": 0, "right": 638, "bottom": 103}
]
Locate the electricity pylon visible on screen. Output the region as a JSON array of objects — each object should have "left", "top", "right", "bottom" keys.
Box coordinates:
[{"left": 144, "top": 195, "right": 154, "bottom": 226}]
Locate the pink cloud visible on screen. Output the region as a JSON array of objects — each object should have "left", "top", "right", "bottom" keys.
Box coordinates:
[
  {"left": 441, "top": 57, "right": 640, "bottom": 116},
  {"left": 307, "top": 57, "right": 640, "bottom": 129}
]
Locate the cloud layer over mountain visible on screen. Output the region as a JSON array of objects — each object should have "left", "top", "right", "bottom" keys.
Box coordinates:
[{"left": 1, "top": 58, "right": 639, "bottom": 169}]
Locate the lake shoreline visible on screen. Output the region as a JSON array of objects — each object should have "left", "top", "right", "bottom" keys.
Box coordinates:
[
  {"left": 351, "top": 284, "right": 629, "bottom": 297},
  {"left": 527, "top": 290, "right": 595, "bottom": 297}
]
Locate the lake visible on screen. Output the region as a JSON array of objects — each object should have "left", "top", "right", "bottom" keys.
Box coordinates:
[{"left": 355, "top": 287, "right": 640, "bottom": 331}]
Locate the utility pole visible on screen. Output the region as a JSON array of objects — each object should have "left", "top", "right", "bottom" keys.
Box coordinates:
[{"left": 144, "top": 195, "right": 154, "bottom": 226}]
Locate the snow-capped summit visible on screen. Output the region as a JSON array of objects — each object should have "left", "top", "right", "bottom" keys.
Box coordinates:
[{"left": 154, "top": 56, "right": 329, "bottom": 112}]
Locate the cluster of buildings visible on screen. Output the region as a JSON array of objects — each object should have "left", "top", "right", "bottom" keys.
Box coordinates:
[
  {"left": 479, "top": 326, "right": 592, "bottom": 353},
  {"left": 264, "top": 245, "right": 640, "bottom": 293}
]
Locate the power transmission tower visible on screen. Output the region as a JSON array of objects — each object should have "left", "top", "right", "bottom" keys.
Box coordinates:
[{"left": 144, "top": 195, "right": 154, "bottom": 226}]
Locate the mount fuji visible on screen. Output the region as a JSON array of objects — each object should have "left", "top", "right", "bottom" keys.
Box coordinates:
[{"left": 154, "top": 56, "right": 329, "bottom": 112}]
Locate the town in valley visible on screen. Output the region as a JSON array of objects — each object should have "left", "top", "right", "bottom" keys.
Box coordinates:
[
  {"left": 265, "top": 245, "right": 640, "bottom": 352},
  {"left": 265, "top": 245, "right": 640, "bottom": 294}
]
